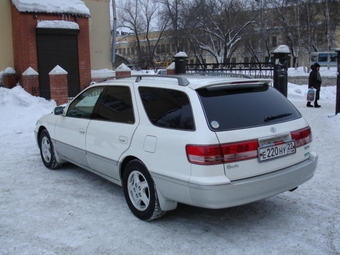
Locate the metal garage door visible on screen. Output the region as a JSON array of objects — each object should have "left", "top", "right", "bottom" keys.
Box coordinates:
[{"left": 36, "top": 28, "right": 80, "bottom": 99}]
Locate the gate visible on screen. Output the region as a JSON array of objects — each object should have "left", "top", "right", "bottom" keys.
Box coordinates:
[{"left": 36, "top": 28, "right": 80, "bottom": 99}]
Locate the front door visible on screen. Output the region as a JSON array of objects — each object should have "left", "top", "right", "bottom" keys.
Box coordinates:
[{"left": 54, "top": 86, "right": 106, "bottom": 169}]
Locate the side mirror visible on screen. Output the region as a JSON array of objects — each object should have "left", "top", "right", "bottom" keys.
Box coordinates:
[{"left": 54, "top": 106, "right": 65, "bottom": 115}]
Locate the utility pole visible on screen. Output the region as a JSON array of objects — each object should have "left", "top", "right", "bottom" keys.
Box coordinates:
[{"left": 111, "top": 0, "right": 117, "bottom": 65}]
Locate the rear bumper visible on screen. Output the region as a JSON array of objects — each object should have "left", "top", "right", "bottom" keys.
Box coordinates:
[{"left": 188, "top": 151, "right": 318, "bottom": 209}]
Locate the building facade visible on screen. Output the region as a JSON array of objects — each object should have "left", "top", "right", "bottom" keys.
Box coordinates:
[{"left": 0, "top": 0, "right": 112, "bottom": 85}]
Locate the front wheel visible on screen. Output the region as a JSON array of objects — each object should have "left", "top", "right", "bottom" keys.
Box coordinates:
[
  {"left": 39, "top": 129, "right": 63, "bottom": 169},
  {"left": 123, "top": 160, "right": 165, "bottom": 221}
]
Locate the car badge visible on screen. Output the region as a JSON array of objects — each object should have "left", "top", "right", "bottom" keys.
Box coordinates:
[
  {"left": 270, "top": 127, "right": 277, "bottom": 133},
  {"left": 211, "top": 121, "right": 219, "bottom": 129}
]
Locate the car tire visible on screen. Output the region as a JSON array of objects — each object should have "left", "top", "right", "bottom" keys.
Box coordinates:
[
  {"left": 39, "top": 129, "right": 63, "bottom": 169},
  {"left": 123, "top": 160, "right": 165, "bottom": 221}
]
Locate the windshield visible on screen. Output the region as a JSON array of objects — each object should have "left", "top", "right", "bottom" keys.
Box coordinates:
[{"left": 197, "top": 84, "right": 301, "bottom": 131}]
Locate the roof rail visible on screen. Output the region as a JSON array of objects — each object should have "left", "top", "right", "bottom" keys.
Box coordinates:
[
  {"left": 189, "top": 71, "right": 254, "bottom": 79},
  {"left": 97, "top": 75, "right": 190, "bottom": 86}
]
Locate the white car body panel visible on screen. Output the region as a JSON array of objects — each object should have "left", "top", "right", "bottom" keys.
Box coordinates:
[{"left": 54, "top": 116, "right": 91, "bottom": 169}]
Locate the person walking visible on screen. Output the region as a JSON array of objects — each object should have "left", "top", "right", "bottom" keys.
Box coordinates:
[{"left": 307, "top": 63, "right": 322, "bottom": 108}]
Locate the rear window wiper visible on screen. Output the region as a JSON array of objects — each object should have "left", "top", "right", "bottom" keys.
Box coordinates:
[{"left": 264, "top": 113, "right": 292, "bottom": 122}]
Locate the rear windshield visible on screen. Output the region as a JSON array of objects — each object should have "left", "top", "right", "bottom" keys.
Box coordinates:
[{"left": 197, "top": 84, "right": 301, "bottom": 131}]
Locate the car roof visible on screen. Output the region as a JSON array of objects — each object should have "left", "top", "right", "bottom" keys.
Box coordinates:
[{"left": 93, "top": 74, "right": 273, "bottom": 90}]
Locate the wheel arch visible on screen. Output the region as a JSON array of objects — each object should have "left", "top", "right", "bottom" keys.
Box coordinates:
[
  {"left": 119, "top": 155, "right": 139, "bottom": 182},
  {"left": 37, "top": 126, "right": 65, "bottom": 165},
  {"left": 119, "top": 156, "right": 177, "bottom": 212},
  {"left": 36, "top": 126, "right": 47, "bottom": 147}
]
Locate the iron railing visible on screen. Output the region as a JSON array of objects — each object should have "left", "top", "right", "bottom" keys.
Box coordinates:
[{"left": 185, "top": 62, "right": 274, "bottom": 79}]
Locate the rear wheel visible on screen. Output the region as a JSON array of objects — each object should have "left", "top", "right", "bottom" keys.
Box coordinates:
[
  {"left": 39, "top": 129, "right": 63, "bottom": 169},
  {"left": 123, "top": 160, "right": 165, "bottom": 221}
]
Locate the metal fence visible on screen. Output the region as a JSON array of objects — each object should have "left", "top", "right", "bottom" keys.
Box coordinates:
[{"left": 185, "top": 62, "right": 274, "bottom": 79}]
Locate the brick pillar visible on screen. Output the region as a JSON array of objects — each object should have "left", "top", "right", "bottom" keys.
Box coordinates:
[
  {"left": 2, "top": 67, "right": 17, "bottom": 88},
  {"left": 2, "top": 74, "right": 17, "bottom": 88},
  {"left": 115, "top": 63, "right": 131, "bottom": 77},
  {"left": 49, "top": 65, "right": 68, "bottom": 105},
  {"left": 166, "top": 62, "right": 175, "bottom": 75},
  {"left": 22, "top": 67, "right": 39, "bottom": 96}
]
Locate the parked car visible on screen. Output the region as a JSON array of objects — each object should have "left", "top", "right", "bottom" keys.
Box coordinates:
[
  {"left": 157, "top": 69, "right": 167, "bottom": 75},
  {"left": 35, "top": 75, "right": 318, "bottom": 221}
]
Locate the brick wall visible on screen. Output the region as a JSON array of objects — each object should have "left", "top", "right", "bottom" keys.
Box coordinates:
[
  {"left": 116, "top": 70, "right": 131, "bottom": 77},
  {"left": 2, "top": 74, "right": 17, "bottom": 88},
  {"left": 11, "top": 5, "right": 38, "bottom": 81},
  {"left": 10, "top": 5, "right": 92, "bottom": 99},
  {"left": 77, "top": 18, "right": 92, "bottom": 91},
  {"left": 22, "top": 75, "right": 39, "bottom": 96},
  {"left": 50, "top": 73, "right": 68, "bottom": 105}
]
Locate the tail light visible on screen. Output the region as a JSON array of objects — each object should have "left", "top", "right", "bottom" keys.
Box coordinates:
[
  {"left": 186, "top": 126, "right": 312, "bottom": 165},
  {"left": 186, "top": 145, "right": 223, "bottom": 165},
  {"left": 291, "top": 126, "right": 312, "bottom": 148},
  {"left": 186, "top": 139, "right": 258, "bottom": 165}
]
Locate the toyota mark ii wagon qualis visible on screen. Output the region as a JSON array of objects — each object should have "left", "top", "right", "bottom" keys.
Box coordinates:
[{"left": 35, "top": 75, "right": 318, "bottom": 221}]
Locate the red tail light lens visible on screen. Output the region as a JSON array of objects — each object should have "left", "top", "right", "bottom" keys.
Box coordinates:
[
  {"left": 221, "top": 140, "right": 258, "bottom": 163},
  {"left": 186, "top": 139, "right": 258, "bottom": 165},
  {"left": 291, "top": 126, "right": 312, "bottom": 147},
  {"left": 186, "top": 145, "right": 223, "bottom": 165}
]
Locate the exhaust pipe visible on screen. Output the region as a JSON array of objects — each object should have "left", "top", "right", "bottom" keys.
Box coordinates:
[{"left": 289, "top": 187, "right": 298, "bottom": 192}]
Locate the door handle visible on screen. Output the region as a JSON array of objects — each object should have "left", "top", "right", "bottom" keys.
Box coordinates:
[
  {"left": 79, "top": 128, "right": 85, "bottom": 134},
  {"left": 118, "top": 136, "right": 128, "bottom": 143}
]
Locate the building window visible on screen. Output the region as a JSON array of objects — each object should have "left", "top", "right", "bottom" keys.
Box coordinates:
[
  {"left": 317, "top": 33, "right": 323, "bottom": 45},
  {"left": 272, "top": 36, "right": 277, "bottom": 47},
  {"left": 172, "top": 44, "right": 176, "bottom": 53}
]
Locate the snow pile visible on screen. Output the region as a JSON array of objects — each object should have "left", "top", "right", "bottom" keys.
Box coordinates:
[
  {"left": 22, "top": 67, "right": 39, "bottom": 76},
  {"left": 49, "top": 65, "right": 68, "bottom": 75},
  {"left": 11, "top": 0, "right": 91, "bottom": 17},
  {"left": 0, "top": 86, "right": 55, "bottom": 135},
  {"left": 37, "top": 20, "right": 79, "bottom": 30}
]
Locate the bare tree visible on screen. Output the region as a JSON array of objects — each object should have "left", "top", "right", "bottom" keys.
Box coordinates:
[
  {"left": 117, "top": 0, "right": 169, "bottom": 69},
  {"left": 241, "top": 0, "right": 272, "bottom": 64},
  {"left": 182, "top": 0, "right": 256, "bottom": 64},
  {"left": 277, "top": 0, "right": 339, "bottom": 67},
  {"left": 158, "top": 0, "right": 182, "bottom": 52}
]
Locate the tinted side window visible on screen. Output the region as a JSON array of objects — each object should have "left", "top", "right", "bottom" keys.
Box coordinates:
[
  {"left": 139, "top": 87, "right": 195, "bottom": 130},
  {"left": 66, "top": 87, "right": 105, "bottom": 118},
  {"left": 94, "top": 86, "right": 135, "bottom": 124},
  {"left": 197, "top": 85, "right": 301, "bottom": 131}
]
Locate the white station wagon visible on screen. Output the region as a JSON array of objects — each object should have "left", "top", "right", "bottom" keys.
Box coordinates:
[{"left": 35, "top": 75, "right": 318, "bottom": 221}]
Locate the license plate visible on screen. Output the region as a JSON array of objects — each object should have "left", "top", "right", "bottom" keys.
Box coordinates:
[{"left": 258, "top": 141, "right": 296, "bottom": 162}]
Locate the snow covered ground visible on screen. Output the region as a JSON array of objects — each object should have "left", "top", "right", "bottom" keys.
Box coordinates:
[{"left": 0, "top": 69, "right": 339, "bottom": 254}]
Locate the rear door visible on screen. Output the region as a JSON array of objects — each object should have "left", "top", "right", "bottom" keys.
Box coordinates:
[
  {"left": 86, "top": 85, "right": 138, "bottom": 180},
  {"left": 196, "top": 83, "right": 309, "bottom": 180}
]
